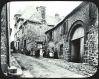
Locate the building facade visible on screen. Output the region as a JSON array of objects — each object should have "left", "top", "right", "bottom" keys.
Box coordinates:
[
  {"left": 14, "top": 6, "right": 61, "bottom": 56},
  {"left": 45, "top": 2, "right": 98, "bottom": 66}
]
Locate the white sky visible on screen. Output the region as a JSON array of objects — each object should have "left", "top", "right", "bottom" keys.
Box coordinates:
[{"left": 10, "top": 1, "right": 82, "bottom": 41}]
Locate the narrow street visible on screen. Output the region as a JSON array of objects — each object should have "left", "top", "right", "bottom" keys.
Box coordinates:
[{"left": 12, "top": 53, "right": 87, "bottom": 78}]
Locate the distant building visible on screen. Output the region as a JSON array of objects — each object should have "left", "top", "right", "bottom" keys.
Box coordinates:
[
  {"left": 14, "top": 6, "right": 62, "bottom": 56},
  {"left": 45, "top": 2, "right": 98, "bottom": 66}
]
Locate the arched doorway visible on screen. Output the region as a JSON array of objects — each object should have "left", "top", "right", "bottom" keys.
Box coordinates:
[
  {"left": 67, "top": 20, "right": 85, "bottom": 63},
  {"left": 71, "top": 26, "right": 84, "bottom": 63},
  {"left": 71, "top": 26, "right": 84, "bottom": 62}
]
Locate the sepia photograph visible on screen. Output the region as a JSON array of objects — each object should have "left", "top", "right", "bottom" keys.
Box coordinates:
[{"left": 0, "top": 1, "right": 98, "bottom": 78}]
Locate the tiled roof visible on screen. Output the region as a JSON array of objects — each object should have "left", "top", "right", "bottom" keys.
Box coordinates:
[
  {"left": 29, "top": 11, "right": 41, "bottom": 22},
  {"left": 20, "top": 5, "right": 37, "bottom": 20},
  {"left": 46, "top": 15, "right": 63, "bottom": 26},
  {"left": 17, "top": 5, "right": 62, "bottom": 26},
  {"left": 46, "top": 16, "right": 56, "bottom": 25}
]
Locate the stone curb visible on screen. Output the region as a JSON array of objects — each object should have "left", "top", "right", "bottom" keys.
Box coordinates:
[
  {"left": 10, "top": 55, "right": 21, "bottom": 68},
  {"left": 9, "top": 55, "right": 23, "bottom": 77},
  {"left": 10, "top": 55, "right": 33, "bottom": 78}
]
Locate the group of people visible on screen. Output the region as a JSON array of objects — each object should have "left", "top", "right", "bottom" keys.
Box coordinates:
[
  {"left": 30, "top": 47, "right": 59, "bottom": 59},
  {"left": 21, "top": 48, "right": 31, "bottom": 55},
  {"left": 11, "top": 46, "right": 59, "bottom": 59}
]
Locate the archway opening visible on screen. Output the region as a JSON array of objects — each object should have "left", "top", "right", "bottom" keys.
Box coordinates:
[
  {"left": 71, "top": 38, "right": 80, "bottom": 62},
  {"left": 70, "top": 26, "right": 84, "bottom": 63}
]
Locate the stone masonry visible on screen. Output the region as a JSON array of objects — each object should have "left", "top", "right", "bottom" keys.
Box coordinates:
[{"left": 45, "top": 2, "right": 98, "bottom": 66}]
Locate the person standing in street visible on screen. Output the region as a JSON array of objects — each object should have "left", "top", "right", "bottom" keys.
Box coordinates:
[{"left": 54, "top": 48, "right": 58, "bottom": 59}]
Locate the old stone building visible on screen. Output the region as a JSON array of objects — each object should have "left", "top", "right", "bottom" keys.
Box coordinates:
[
  {"left": 14, "top": 6, "right": 62, "bottom": 56},
  {"left": 45, "top": 2, "right": 98, "bottom": 66}
]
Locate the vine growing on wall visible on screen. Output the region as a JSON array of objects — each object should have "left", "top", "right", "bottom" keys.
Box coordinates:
[{"left": 26, "top": 29, "right": 39, "bottom": 42}]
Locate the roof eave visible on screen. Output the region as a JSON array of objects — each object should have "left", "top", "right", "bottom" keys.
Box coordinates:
[{"left": 45, "top": 1, "right": 88, "bottom": 34}]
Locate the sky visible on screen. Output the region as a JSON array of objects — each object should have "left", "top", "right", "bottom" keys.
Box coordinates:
[{"left": 10, "top": 1, "right": 82, "bottom": 41}]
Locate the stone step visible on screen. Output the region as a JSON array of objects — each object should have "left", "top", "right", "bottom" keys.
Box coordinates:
[{"left": 8, "top": 67, "right": 23, "bottom": 77}]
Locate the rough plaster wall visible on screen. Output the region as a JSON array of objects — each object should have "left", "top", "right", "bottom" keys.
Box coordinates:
[
  {"left": 54, "top": 25, "right": 63, "bottom": 43},
  {"left": 23, "top": 23, "right": 37, "bottom": 50},
  {"left": 53, "top": 24, "right": 66, "bottom": 58},
  {"left": 24, "top": 22, "right": 49, "bottom": 50}
]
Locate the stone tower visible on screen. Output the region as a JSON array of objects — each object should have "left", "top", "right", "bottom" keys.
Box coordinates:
[{"left": 36, "top": 6, "right": 46, "bottom": 23}]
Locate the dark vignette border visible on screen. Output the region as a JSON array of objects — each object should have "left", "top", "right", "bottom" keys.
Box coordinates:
[{"left": 0, "top": 0, "right": 98, "bottom": 79}]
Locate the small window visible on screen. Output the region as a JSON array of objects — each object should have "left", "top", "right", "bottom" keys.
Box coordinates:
[
  {"left": 60, "top": 44, "right": 63, "bottom": 55},
  {"left": 22, "top": 27, "right": 24, "bottom": 34},
  {"left": 16, "top": 42, "right": 17, "bottom": 47},
  {"left": 49, "top": 32, "right": 52, "bottom": 41},
  {"left": 63, "top": 22, "right": 66, "bottom": 34},
  {"left": 24, "top": 40, "right": 26, "bottom": 48}
]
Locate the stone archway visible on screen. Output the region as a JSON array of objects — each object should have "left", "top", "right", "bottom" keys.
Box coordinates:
[
  {"left": 68, "top": 21, "right": 85, "bottom": 63},
  {"left": 71, "top": 27, "right": 84, "bottom": 63}
]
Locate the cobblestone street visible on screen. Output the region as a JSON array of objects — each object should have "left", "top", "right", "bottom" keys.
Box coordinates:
[{"left": 12, "top": 53, "right": 97, "bottom": 78}]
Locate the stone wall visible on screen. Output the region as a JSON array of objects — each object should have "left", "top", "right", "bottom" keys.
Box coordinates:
[
  {"left": 1, "top": 4, "right": 7, "bottom": 55},
  {"left": 22, "top": 22, "right": 50, "bottom": 51},
  {"left": 67, "top": 2, "right": 90, "bottom": 31},
  {"left": 24, "top": 22, "right": 41, "bottom": 51},
  {"left": 64, "top": 2, "right": 98, "bottom": 66},
  {"left": 46, "top": 2, "right": 98, "bottom": 66},
  {"left": 1, "top": 4, "right": 8, "bottom": 73},
  {"left": 52, "top": 2, "right": 90, "bottom": 61},
  {"left": 84, "top": 23, "right": 98, "bottom": 66}
]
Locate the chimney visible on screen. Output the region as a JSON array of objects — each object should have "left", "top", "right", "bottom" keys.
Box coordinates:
[
  {"left": 55, "top": 14, "right": 59, "bottom": 17},
  {"left": 14, "top": 13, "right": 21, "bottom": 23},
  {"left": 36, "top": 6, "right": 46, "bottom": 22},
  {"left": 55, "top": 14, "right": 61, "bottom": 23},
  {"left": 14, "top": 10, "right": 22, "bottom": 22}
]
